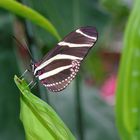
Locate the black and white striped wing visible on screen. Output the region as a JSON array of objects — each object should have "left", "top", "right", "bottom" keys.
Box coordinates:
[{"left": 34, "top": 26, "right": 98, "bottom": 92}]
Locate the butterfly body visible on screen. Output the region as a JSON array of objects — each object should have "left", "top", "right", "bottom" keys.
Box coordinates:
[{"left": 31, "top": 26, "right": 98, "bottom": 92}]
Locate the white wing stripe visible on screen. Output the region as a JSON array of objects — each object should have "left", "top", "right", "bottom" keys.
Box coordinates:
[
  {"left": 39, "top": 65, "right": 72, "bottom": 80},
  {"left": 76, "top": 29, "right": 97, "bottom": 40},
  {"left": 34, "top": 54, "right": 82, "bottom": 75},
  {"left": 58, "top": 41, "right": 93, "bottom": 47}
]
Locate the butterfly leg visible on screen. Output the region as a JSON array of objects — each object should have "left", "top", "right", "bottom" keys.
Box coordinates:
[
  {"left": 20, "top": 69, "right": 28, "bottom": 78},
  {"left": 28, "top": 80, "right": 34, "bottom": 87},
  {"left": 30, "top": 82, "right": 37, "bottom": 89},
  {"left": 27, "top": 76, "right": 37, "bottom": 89}
]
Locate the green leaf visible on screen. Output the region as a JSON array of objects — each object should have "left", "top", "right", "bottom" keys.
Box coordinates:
[
  {"left": 116, "top": 0, "right": 140, "bottom": 139},
  {"left": 0, "top": 0, "right": 61, "bottom": 40},
  {"left": 14, "top": 75, "right": 75, "bottom": 140}
]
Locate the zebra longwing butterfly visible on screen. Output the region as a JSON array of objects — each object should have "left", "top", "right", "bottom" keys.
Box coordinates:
[{"left": 28, "top": 26, "right": 98, "bottom": 92}]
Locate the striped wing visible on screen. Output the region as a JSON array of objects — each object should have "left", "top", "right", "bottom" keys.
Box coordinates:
[{"left": 34, "top": 26, "right": 98, "bottom": 92}]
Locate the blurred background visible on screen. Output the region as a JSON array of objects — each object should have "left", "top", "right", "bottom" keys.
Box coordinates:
[{"left": 0, "top": 0, "right": 132, "bottom": 140}]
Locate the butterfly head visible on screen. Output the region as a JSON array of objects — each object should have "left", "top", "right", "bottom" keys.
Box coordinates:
[{"left": 30, "top": 60, "right": 37, "bottom": 76}]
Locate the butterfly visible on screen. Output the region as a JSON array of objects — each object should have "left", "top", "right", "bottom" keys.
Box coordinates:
[{"left": 17, "top": 26, "right": 98, "bottom": 92}]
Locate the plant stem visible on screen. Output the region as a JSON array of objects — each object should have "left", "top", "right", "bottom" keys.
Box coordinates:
[
  {"left": 25, "top": 21, "right": 49, "bottom": 103},
  {"left": 73, "top": 0, "right": 84, "bottom": 139},
  {"left": 19, "top": 0, "right": 50, "bottom": 103},
  {"left": 75, "top": 75, "right": 84, "bottom": 140}
]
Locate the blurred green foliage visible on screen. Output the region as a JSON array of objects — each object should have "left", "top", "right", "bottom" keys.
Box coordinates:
[
  {"left": 0, "top": 0, "right": 60, "bottom": 40},
  {"left": 116, "top": 0, "right": 140, "bottom": 139},
  {"left": 0, "top": 0, "right": 132, "bottom": 139},
  {"left": 0, "top": 12, "right": 25, "bottom": 140}
]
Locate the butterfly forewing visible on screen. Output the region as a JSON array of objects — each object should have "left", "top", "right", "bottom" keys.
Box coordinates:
[{"left": 34, "top": 26, "right": 98, "bottom": 92}]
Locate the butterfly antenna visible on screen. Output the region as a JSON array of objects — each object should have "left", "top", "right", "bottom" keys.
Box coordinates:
[{"left": 12, "top": 36, "right": 34, "bottom": 60}]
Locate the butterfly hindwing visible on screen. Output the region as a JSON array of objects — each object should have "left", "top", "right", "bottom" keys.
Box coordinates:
[
  {"left": 40, "top": 60, "right": 80, "bottom": 92},
  {"left": 33, "top": 26, "right": 98, "bottom": 92}
]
